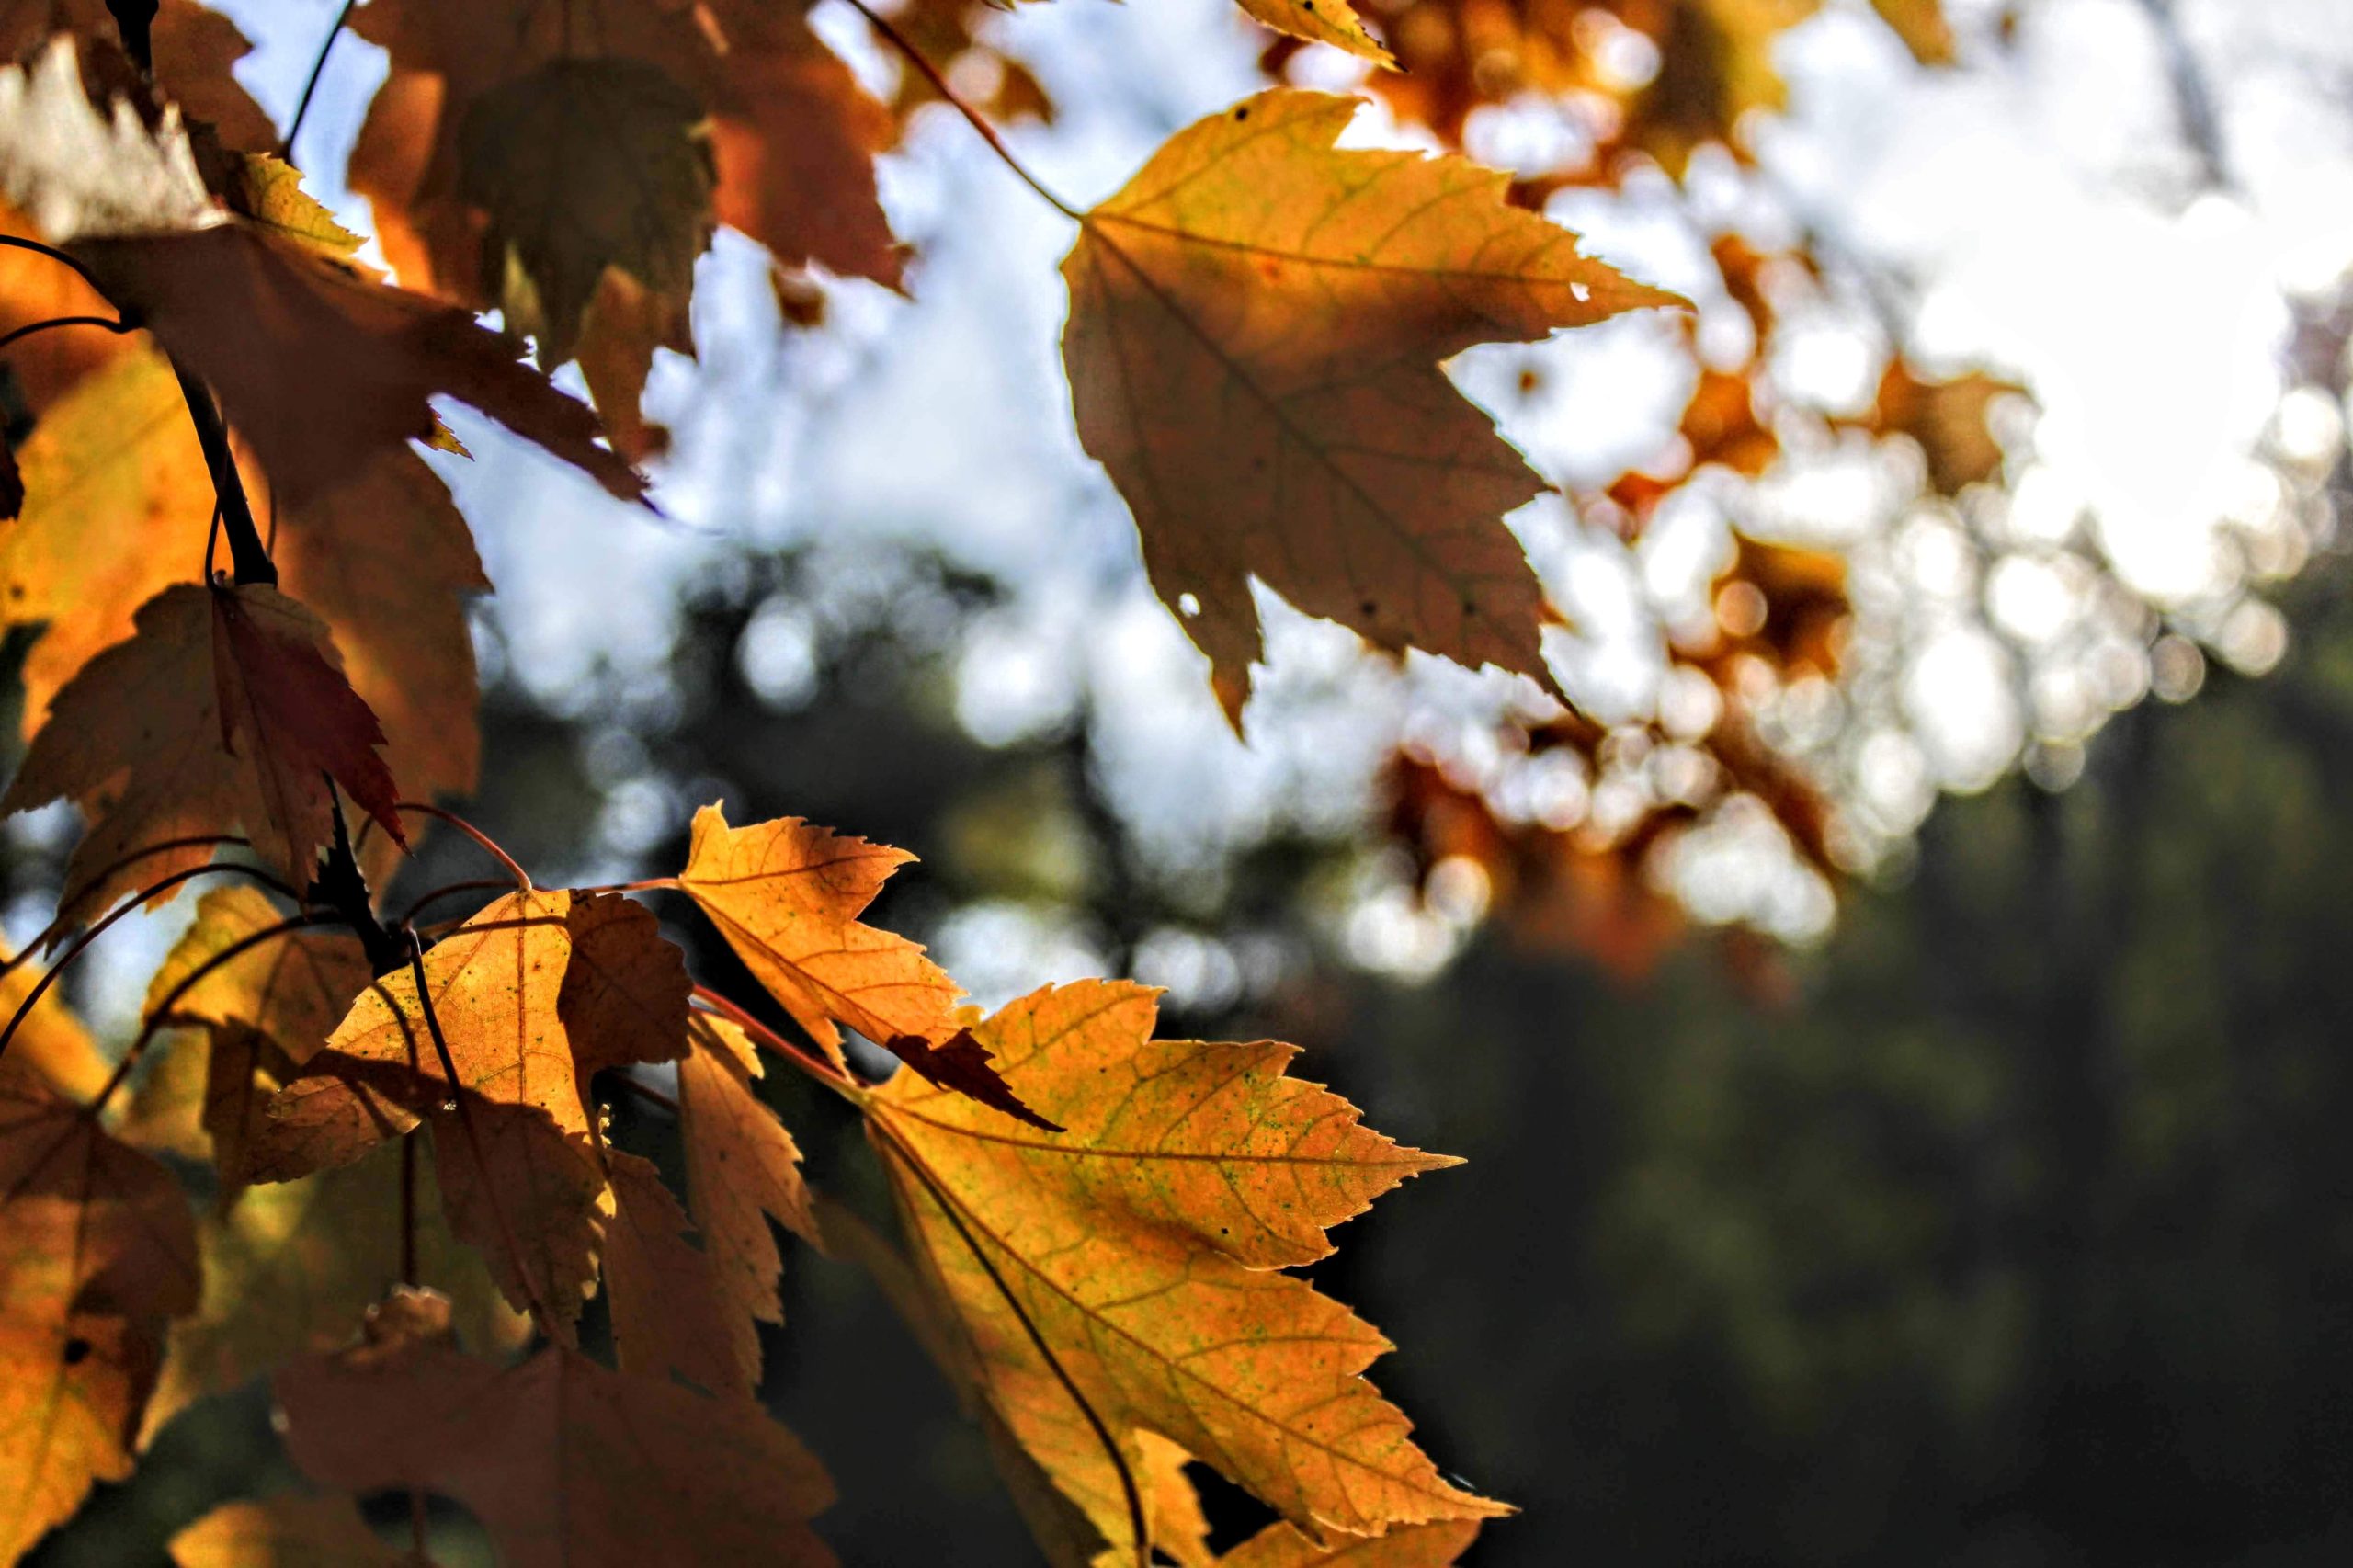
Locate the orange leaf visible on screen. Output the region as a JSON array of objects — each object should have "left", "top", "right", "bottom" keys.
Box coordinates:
[
  {"left": 560, "top": 892, "right": 693, "bottom": 1078},
  {"left": 0, "top": 1060, "right": 198, "bottom": 1564},
  {"left": 275, "top": 1303, "right": 836, "bottom": 1568},
  {"left": 865, "top": 980, "right": 1499, "bottom": 1557},
  {"left": 676, "top": 1013, "right": 819, "bottom": 1332},
  {"left": 254, "top": 889, "right": 612, "bottom": 1328},
  {"left": 347, "top": 0, "right": 897, "bottom": 440},
  {"left": 677, "top": 803, "right": 961, "bottom": 1069},
  {"left": 1063, "top": 89, "right": 1682, "bottom": 724},
  {"left": 166, "top": 1495, "right": 400, "bottom": 1568},
  {"left": 0, "top": 582, "right": 404, "bottom": 915},
  {"left": 0, "top": 349, "right": 492, "bottom": 832},
  {"left": 601, "top": 1149, "right": 756, "bottom": 1398},
  {"left": 1221, "top": 1520, "right": 1483, "bottom": 1565}
]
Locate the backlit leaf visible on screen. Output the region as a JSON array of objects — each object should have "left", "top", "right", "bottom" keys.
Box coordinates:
[
  {"left": 0, "top": 1060, "right": 198, "bottom": 1564},
  {"left": 0, "top": 582, "right": 404, "bottom": 916},
  {"left": 677, "top": 803, "right": 961, "bottom": 1069},
  {"left": 166, "top": 1494, "right": 400, "bottom": 1568},
  {"left": 1063, "top": 89, "right": 1681, "bottom": 722},
  {"left": 865, "top": 980, "right": 1498, "bottom": 1556}
]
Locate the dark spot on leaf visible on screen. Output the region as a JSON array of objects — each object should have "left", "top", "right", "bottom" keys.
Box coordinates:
[
  {"left": 1235, "top": 107, "right": 1250, "bottom": 121},
  {"left": 62, "top": 1337, "right": 90, "bottom": 1367}
]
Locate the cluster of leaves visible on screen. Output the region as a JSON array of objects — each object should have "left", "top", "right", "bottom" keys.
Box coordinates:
[{"left": 0, "top": 0, "right": 1866, "bottom": 1555}]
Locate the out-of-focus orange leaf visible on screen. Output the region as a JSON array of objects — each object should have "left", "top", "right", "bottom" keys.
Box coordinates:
[
  {"left": 866, "top": 979, "right": 1499, "bottom": 1558},
  {"left": 1847, "top": 358, "right": 2023, "bottom": 495},
  {"left": 141, "top": 1138, "right": 527, "bottom": 1444},
  {"left": 0, "top": 1059, "right": 198, "bottom": 1564},
  {"left": 0, "top": 582, "right": 404, "bottom": 917},
  {"left": 677, "top": 803, "right": 962, "bottom": 1071},
  {"left": 348, "top": 0, "right": 899, "bottom": 441},
  {"left": 166, "top": 1494, "right": 400, "bottom": 1568},
  {"left": 274, "top": 1290, "right": 836, "bottom": 1568},
  {"left": 1063, "top": 89, "right": 1681, "bottom": 724},
  {"left": 0, "top": 944, "right": 108, "bottom": 1101},
  {"left": 1870, "top": 0, "right": 1955, "bottom": 63}
]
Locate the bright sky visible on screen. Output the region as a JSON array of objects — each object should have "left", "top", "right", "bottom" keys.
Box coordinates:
[{"left": 37, "top": 0, "right": 2353, "bottom": 1021}]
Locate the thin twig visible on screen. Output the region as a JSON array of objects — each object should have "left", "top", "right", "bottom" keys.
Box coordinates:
[
  {"left": 399, "top": 878, "right": 519, "bottom": 927},
  {"left": 836, "top": 0, "right": 1080, "bottom": 221},
  {"left": 394, "top": 801, "right": 531, "bottom": 890},
  {"left": 0, "top": 314, "right": 132, "bottom": 355},
  {"left": 0, "top": 862, "right": 297, "bottom": 1065},
  {"left": 0, "top": 835, "right": 252, "bottom": 974},
  {"left": 82, "top": 911, "right": 326, "bottom": 1119},
  {"left": 171, "top": 358, "right": 275, "bottom": 586},
  {"left": 609, "top": 1073, "right": 679, "bottom": 1115},
  {"left": 690, "top": 986, "right": 861, "bottom": 1098},
  {"left": 280, "top": 0, "right": 360, "bottom": 160}
]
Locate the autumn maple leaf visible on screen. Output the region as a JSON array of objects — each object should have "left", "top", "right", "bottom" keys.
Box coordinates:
[
  {"left": 1063, "top": 88, "right": 1684, "bottom": 724},
  {"left": 0, "top": 1060, "right": 198, "bottom": 1562},
  {"left": 348, "top": 0, "right": 901, "bottom": 458},
  {"left": 0, "top": 581, "right": 404, "bottom": 918},
  {"left": 863, "top": 980, "right": 1505, "bottom": 1556},
  {"left": 0, "top": 38, "right": 644, "bottom": 504},
  {"left": 274, "top": 1288, "right": 837, "bottom": 1568},
  {"left": 0, "top": 350, "right": 492, "bottom": 842}
]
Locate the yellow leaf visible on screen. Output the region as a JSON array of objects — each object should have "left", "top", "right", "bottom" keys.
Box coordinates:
[
  {"left": 676, "top": 1013, "right": 819, "bottom": 1331},
  {"left": 0, "top": 1060, "right": 198, "bottom": 1564},
  {"left": 0, "top": 350, "right": 492, "bottom": 825},
  {"left": 167, "top": 1495, "right": 400, "bottom": 1568},
  {"left": 1063, "top": 89, "right": 1681, "bottom": 723},
  {"left": 1220, "top": 1519, "right": 1483, "bottom": 1565},
  {"left": 1231, "top": 0, "right": 1392, "bottom": 61},
  {"left": 142, "top": 1137, "right": 528, "bottom": 1443},
  {"left": 677, "top": 803, "right": 961, "bottom": 1068},
  {"left": 254, "top": 890, "right": 612, "bottom": 1329},
  {"left": 865, "top": 980, "right": 1500, "bottom": 1556}
]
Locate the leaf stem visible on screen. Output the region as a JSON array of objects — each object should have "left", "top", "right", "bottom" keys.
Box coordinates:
[
  {"left": 82, "top": 910, "right": 326, "bottom": 1119},
  {"left": 399, "top": 878, "right": 520, "bottom": 927},
  {"left": 0, "top": 313, "right": 133, "bottom": 354},
  {"left": 0, "top": 862, "right": 297, "bottom": 1067},
  {"left": 836, "top": 0, "right": 1081, "bottom": 222},
  {"left": 0, "top": 835, "right": 252, "bottom": 973},
  {"left": 567, "top": 876, "right": 680, "bottom": 897},
  {"left": 870, "top": 1119, "right": 1151, "bottom": 1564},
  {"left": 280, "top": 0, "right": 360, "bottom": 161},
  {"left": 171, "top": 358, "right": 276, "bottom": 586},
  {"left": 393, "top": 802, "right": 531, "bottom": 890},
  {"left": 608, "top": 1073, "right": 678, "bottom": 1115},
  {"left": 690, "top": 985, "right": 861, "bottom": 1100}
]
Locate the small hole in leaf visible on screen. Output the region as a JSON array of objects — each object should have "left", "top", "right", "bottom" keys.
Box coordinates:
[{"left": 1178, "top": 593, "right": 1202, "bottom": 618}]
